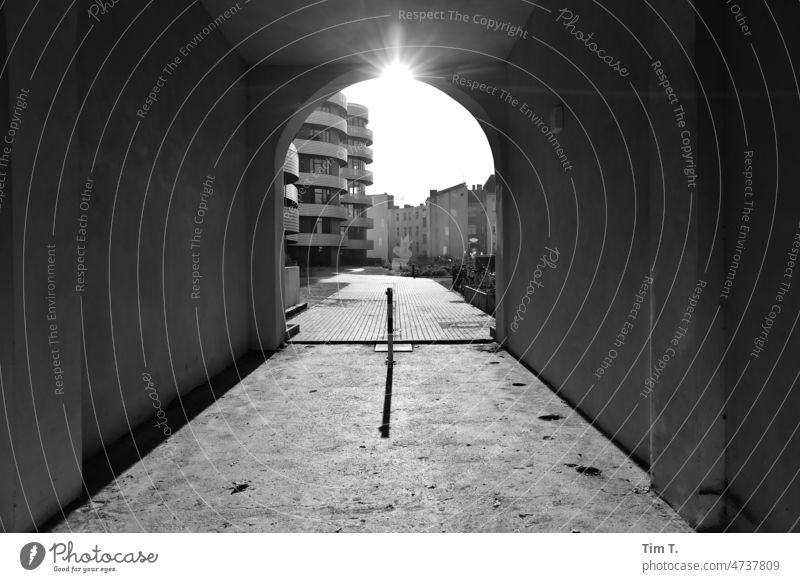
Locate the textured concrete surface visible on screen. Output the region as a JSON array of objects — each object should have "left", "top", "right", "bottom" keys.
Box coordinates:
[
  {"left": 50, "top": 344, "right": 689, "bottom": 533},
  {"left": 290, "top": 269, "right": 494, "bottom": 342}
]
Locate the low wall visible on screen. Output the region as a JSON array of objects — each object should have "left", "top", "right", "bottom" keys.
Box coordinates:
[
  {"left": 283, "top": 266, "right": 300, "bottom": 308},
  {"left": 463, "top": 286, "right": 495, "bottom": 316}
]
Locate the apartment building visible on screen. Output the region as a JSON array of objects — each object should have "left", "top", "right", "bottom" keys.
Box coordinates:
[{"left": 285, "top": 92, "right": 374, "bottom": 266}]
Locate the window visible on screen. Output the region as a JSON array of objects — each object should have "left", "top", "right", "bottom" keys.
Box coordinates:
[
  {"left": 422, "top": 234, "right": 427, "bottom": 244},
  {"left": 310, "top": 128, "right": 331, "bottom": 142},
  {"left": 311, "top": 158, "right": 330, "bottom": 174},
  {"left": 422, "top": 217, "right": 427, "bottom": 227},
  {"left": 443, "top": 245, "right": 447, "bottom": 255},
  {"left": 298, "top": 187, "right": 337, "bottom": 205},
  {"left": 301, "top": 156, "right": 335, "bottom": 175}
]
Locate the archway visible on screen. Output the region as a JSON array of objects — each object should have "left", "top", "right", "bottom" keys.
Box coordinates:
[{"left": 272, "top": 72, "right": 502, "bottom": 345}]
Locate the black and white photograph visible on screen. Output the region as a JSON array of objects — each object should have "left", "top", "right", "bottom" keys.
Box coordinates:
[{"left": 1, "top": 0, "right": 799, "bottom": 579}]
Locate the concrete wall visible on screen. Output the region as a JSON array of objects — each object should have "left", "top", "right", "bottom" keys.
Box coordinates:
[
  {"left": 477, "top": 0, "right": 799, "bottom": 531},
  {"left": 480, "top": 0, "right": 729, "bottom": 528},
  {"left": 1, "top": 3, "right": 83, "bottom": 532},
  {"left": 74, "top": 0, "right": 250, "bottom": 458},
  {"left": 713, "top": 2, "right": 800, "bottom": 532},
  {"left": 1, "top": 0, "right": 252, "bottom": 531}
]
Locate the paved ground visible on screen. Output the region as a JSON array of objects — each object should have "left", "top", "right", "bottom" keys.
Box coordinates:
[
  {"left": 290, "top": 268, "right": 493, "bottom": 343},
  {"left": 50, "top": 343, "right": 689, "bottom": 533}
]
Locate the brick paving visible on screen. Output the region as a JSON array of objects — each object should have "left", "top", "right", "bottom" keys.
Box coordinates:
[{"left": 289, "top": 268, "right": 494, "bottom": 343}]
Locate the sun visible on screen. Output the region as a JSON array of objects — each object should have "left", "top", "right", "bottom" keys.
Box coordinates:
[{"left": 381, "top": 61, "right": 414, "bottom": 83}]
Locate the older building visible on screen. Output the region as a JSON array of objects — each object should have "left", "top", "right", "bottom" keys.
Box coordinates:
[
  {"left": 428, "top": 180, "right": 498, "bottom": 260},
  {"left": 366, "top": 193, "right": 394, "bottom": 263},
  {"left": 389, "top": 202, "right": 429, "bottom": 262}
]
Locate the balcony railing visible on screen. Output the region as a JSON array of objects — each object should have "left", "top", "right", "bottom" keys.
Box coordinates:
[
  {"left": 293, "top": 139, "right": 348, "bottom": 164},
  {"left": 341, "top": 168, "right": 374, "bottom": 184},
  {"left": 346, "top": 143, "right": 373, "bottom": 161},
  {"left": 346, "top": 125, "right": 373, "bottom": 144},
  {"left": 306, "top": 110, "right": 348, "bottom": 134},
  {"left": 292, "top": 233, "right": 345, "bottom": 247},
  {"left": 298, "top": 203, "right": 348, "bottom": 220},
  {"left": 327, "top": 92, "right": 348, "bottom": 111},
  {"left": 339, "top": 192, "right": 372, "bottom": 206},
  {"left": 344, "top": 216, "right": 374, "bottom": 229},
  {"left": 296, "top": 172, "right": 348, "bottom": 191},
  {"left": 347, "top": 102, "right": 369, "bottom": 122},
  {"left": 283, "top": 207, "right": 299, "bottom": 233},
  {"left": 343, "top": 238, "right": 374, "bottom": 250}
]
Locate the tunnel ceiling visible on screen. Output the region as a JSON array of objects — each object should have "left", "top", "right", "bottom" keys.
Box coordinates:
[{"left": 199, "top": 0, "right": 536, "bottom": 68}]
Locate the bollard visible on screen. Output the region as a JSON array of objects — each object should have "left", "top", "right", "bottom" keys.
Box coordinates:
[{"left": 380, "top": 287, "right": 394, "bottom": 437}]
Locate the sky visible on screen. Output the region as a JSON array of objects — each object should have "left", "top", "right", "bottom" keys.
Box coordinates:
[{"left": 342, "top": 71, "right": 494, "bottom": 207}]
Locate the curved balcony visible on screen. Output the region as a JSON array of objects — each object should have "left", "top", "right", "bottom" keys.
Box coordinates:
[
  {"left": 346, "top": 125, "right": 373, "bottom": 145},
  {"left": 344, "top": 216, "right": 374, "bottom": 229},
  {"left": 297, "top": 172, "right": 347, "bottom": 191},
  {"left": 346, "top": 143, "right": 373, "bottom": 162},
  {"left": 298, "top": 203, "right": 348, "bottom": 220},
  {"left": 283, "top": 207, "right": 299, "bottom": 234},
  {"left": 339, "top": 193, "right": 372, "bottom": 206},
  {"left": 284, "top": 183, "right": 298, "bottom": 204},
  {"left": 341, "top": 168, "right": 374, "bottom": 185},
  {"left": 283, "top": 143, "right": 299, "bottom": 184},
  {"left": 327, "top": 92, "right": 348, "bottom": 111},
  {"left": 293, "top": 139, "right": 348, "bottom": 165},
  {"left": 347, "top": 103, "right": 369, "bottom": 122},
  {"left": 343, "top": 239, "right": 374, "bottom": 251},
  {"left": 292, "top": 233, "right": 345, "bottom": 247},
  {"left": 286, "top": 233, "right": 299, "bottom": 244},
  {"left": 306, "top": 110, "right": 348, "bottom": 134}
]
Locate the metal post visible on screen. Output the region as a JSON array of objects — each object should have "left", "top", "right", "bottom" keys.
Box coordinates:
[
  {"left": 380, "top": 287, "right": 394, "bottom": 437},
  {"left": 386, "top": 287, "right": 394, "bottom": 358}
]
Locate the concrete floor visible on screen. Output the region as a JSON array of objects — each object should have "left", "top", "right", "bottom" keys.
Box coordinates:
[{"left": 50, "top": 343, "right": 689, "bottom": 533}]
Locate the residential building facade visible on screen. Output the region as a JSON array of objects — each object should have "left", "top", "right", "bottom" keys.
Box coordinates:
[
  {"left": 389, "top": 202, "right": 429, "bottom": 261},
  {"left": 286, "top": 92, "right": 374, "bottom": 266},
  {"left": 366, "top": 193, "right": 394, "bottom": 263}
]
